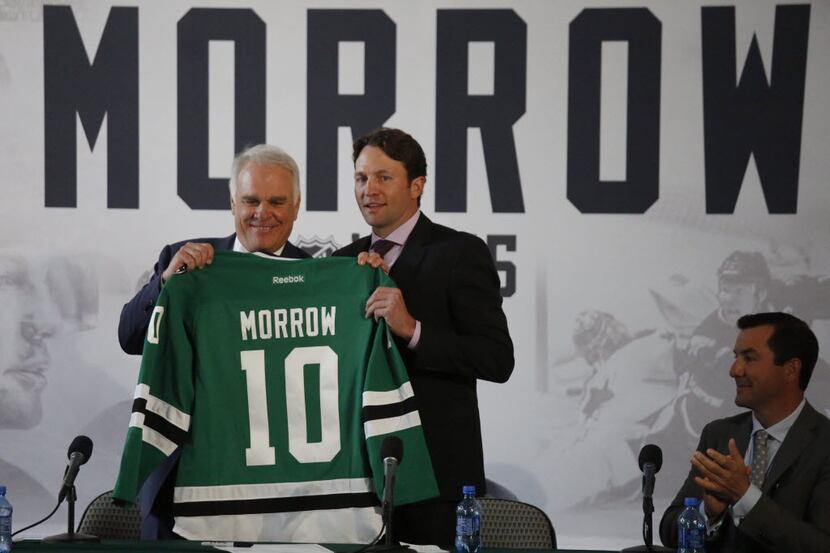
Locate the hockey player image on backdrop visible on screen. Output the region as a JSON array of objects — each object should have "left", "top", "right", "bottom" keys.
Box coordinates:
[
  {"left": 114, "top": 252, "right": 438, "bottom": 543},
  {"left": 654, "top": 251, "right": 830, "bottom": 490},
  {"left": 0, "top": 255, "right": 55, "bottom": 515}
]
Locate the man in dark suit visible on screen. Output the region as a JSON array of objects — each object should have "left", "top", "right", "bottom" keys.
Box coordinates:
[
  {"left": 118, "top": 144, "right": 310, "bottom": 355},
  {"left": 660, "top": 312, "right": 830, "bottom": 552},
  {"left": 117, "top": 144, "right": 309, "bottom": 537},
  {"left": 334, "top": 128, "right": 514, "bottom": 548}
]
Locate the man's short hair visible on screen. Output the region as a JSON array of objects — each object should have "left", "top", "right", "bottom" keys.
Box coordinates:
[
  {"left": 229, "top": 144, "right": 301, "bottom": 204},
  {"left": 737, "top": 312, "right": 819, "bottom": 390},
  {"left": 353, "top": 128, "right": 427, "bottom": 183}
]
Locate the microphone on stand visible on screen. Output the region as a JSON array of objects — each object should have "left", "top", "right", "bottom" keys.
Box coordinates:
[
  {"left": 622, "top": 444, "right": 672, "bottom": 552},
  {"left": 367, "top": 436, "right": 409, "bottom": 552},
  {"left": 44, "top": 436, "right": 99, "bottom": 543},
  {"left": 639, "top": 444, "right": 662, "bottom": 511},
  {"left": 58, "top": 436, "right": 93, "bottom": 504},
  {"left": 381, "top": 436, "right": 403, "bottom": 529}
]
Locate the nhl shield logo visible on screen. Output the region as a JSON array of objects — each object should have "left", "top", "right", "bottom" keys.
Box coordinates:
[{"left": 295, "top": 235, "right": 342, "bottom": 258}]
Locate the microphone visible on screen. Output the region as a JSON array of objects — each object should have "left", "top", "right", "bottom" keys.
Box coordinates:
[
  {"left": 370, "top": 436, "right": 411, "bottom": 551},
  {"left": 380, "top": 436, "right": 403, "bottom": 525},
  {"left": 622, "top": 444, "right": 672, "bottom": 552},
  {"left": 639, "top": 444, "right": 662, "bottom": 501},
  {"left": 58, "top": 436, "right": 93, "bottom": 504}
]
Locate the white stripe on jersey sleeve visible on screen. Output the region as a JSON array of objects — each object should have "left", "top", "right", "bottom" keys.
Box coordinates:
[
  {"left": 362, "top": 382, "right": 414, "bottom": 406},
  {"left": 129, "top": 412, "right": 179, "bottom": 456},
  {"left": 134, "top": 383, "right": 191, "bottom": 430},
  {"left": 174, "top": 477, "right": 374, "bottom": 503},
  {"left": 363, "top": 411, "right": 422, "bottom": 438}
]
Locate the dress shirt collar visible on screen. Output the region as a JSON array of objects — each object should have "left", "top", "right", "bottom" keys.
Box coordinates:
[
  {"left": 233, "top": 236, "right": 286, "bottom": 256},
  {"left": 371, "top": 210, "right": 421, "bottom": 249},
  {"left": 751, "top": 397, "right": 806, "bottom": 443}
]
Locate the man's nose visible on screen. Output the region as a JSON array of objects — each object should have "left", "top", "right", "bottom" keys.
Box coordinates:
[
  {"left": 729, "top": 359, "right": 741, "bottom": 377},
  {"left": 253, "top": 202, "right": 271, "bottom": 217},
  {"left": 365, "top": 176, "right": 381, "bottom": 195}
]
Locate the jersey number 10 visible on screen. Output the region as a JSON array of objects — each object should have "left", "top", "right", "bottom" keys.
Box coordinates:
[{"left": 240, "top": 346, "right": 341, "bottom": 467}]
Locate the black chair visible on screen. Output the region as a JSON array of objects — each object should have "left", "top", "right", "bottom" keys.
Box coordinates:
[
  {"left": 77, "top": 490, "right": 141, "bottom": 539},
  {"left": 478, "top": 498, "right": 557, "bottom": 549}
]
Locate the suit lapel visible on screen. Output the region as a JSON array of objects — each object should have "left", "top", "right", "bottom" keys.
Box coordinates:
[
  {"left": 763, "top": 403, "right": 818, "bottom": 492},
  {"left": 218, "top": 234, "right": 236, "bottom": 250},
  {"left": 733, "top": 415, "right": 753, "bottom": 456},
  {"left": 354, "top": 236, "right": 372, "bottom": 255},
  {"left": 389, "top": 214, "right": 430, "bottom": 291}
]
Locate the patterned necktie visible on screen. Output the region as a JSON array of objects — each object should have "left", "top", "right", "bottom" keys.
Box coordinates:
[
  {"left": 371, "top": 239, "right": 396, "bottom": 257},
  {"left": 750, "top": 430, "right": 770, "bottom": 488}
]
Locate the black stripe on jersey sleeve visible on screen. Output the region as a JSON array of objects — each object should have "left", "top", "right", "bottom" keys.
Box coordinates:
[
  {"left": 361, "top": 396, "right": 418, "bottom": 423},
  {"left": 172, "top": 491, "right": 379, "bottom": 517},
  {"left": 132, "top": 397, "right": 188, "bottom": 446}
]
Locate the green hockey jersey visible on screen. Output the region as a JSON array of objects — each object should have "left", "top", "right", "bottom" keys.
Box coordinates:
[{"left": 113, "top": 252, "right": 438, "bottom": 541}]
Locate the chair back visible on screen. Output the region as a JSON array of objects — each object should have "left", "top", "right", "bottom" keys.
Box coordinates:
[
  {"left": 478, "top": 498, "right": 556, "bottom": 549},
  {"left": 77, "top": 490, "right": 141, "bottom": 539}
]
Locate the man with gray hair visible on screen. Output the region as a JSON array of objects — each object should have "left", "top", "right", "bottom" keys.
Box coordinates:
[
  {"left": 118, "top": 144, "right": 310, "bottom": 355},
  {"left": 117, "top": 145, "right": 309, "bottom": 538}
]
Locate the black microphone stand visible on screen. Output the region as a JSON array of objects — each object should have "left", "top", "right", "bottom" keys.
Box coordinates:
[
  {"left": 621, "top": 495, "right": 671, "bottom": 552},
  {"left": 367, "top": 462, "right": 409, "bottom": 553},
  {"left": 43, "top": 486, "right": 99, "bottom": 543},
  {"left": 366, "top": 503, "right": 409, "bottom": 552}
]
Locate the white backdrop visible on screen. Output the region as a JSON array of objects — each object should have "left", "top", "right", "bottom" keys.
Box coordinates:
[{"left": 1, "top": 0, "right": 829, "bottom": 548}]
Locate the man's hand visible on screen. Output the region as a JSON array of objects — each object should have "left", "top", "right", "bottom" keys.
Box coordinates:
[
  {"left": 701, "top": 490, "right": 729, "bottom": 522},
  {"left": 161, "top": 242, "right": 215, "bottom": 283},
  {"left": 365, "top": 287, "right": 416, "bottom": 340},
  {"left": 356, "top": 251, "right": 390, "bottom": 274},
  {"left": 692, "top": 438, "right": 752, "bottom": 505}
]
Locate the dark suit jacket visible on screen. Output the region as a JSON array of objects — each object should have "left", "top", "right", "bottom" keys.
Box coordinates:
[
  {"left": 659, "top": 402, "right": 830, "bottom": 553},
  {"left": 334, "top": 214, "right": 514, "bottom": 500},
  {"left": 118, "top": 233, "right": 309, "bottom": 355}
]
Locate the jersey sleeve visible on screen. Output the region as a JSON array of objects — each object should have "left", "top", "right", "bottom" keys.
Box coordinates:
[
  {"left": 113, "top": 280, "right": 195, "bottom": 504},
  {"left": 361, "top": 315, "right": 439, "bottom": 505}
]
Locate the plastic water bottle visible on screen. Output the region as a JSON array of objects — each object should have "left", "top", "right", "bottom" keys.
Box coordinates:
[
  {"left": 0, "top": 485, "right": 12, "bottom": 553},
  {"left": 677, "top": 496, "right": 706, "bottom": 553},
  {"left": 454, "top": 485, "right": 481, "bottom": 553}
]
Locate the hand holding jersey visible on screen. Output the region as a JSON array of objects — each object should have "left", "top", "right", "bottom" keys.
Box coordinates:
[
  {"left": 365, "top": 287, "right": 417, "bottom": 340},
  {"left": 160, "top": 242, "right": 215, "bottom": 283},
  {"left": 356, "top": 251, "right": 390, "bottom": 274}
]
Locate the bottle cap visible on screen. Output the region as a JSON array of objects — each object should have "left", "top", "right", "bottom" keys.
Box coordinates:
[
  {"left": 462, "top": 485, "right": 476, "bottom": 495},
  {"left": 0, "top": 485, "right": 5, "bottom": 495},
  {"left": 683, "top": 497, "right": 699, "bottom": 507}
]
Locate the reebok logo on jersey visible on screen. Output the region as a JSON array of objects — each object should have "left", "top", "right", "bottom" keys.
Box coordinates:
[{"left": 273, "top": 274, "right": 305, "bottom": 285}]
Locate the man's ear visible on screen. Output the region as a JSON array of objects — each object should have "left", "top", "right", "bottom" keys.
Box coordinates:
[
  {"left": 784, "top": 357, "right": 802, "bottom": 385},
  {"left": 410, "top": 176, "right": 426, "bottom": 200}
]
